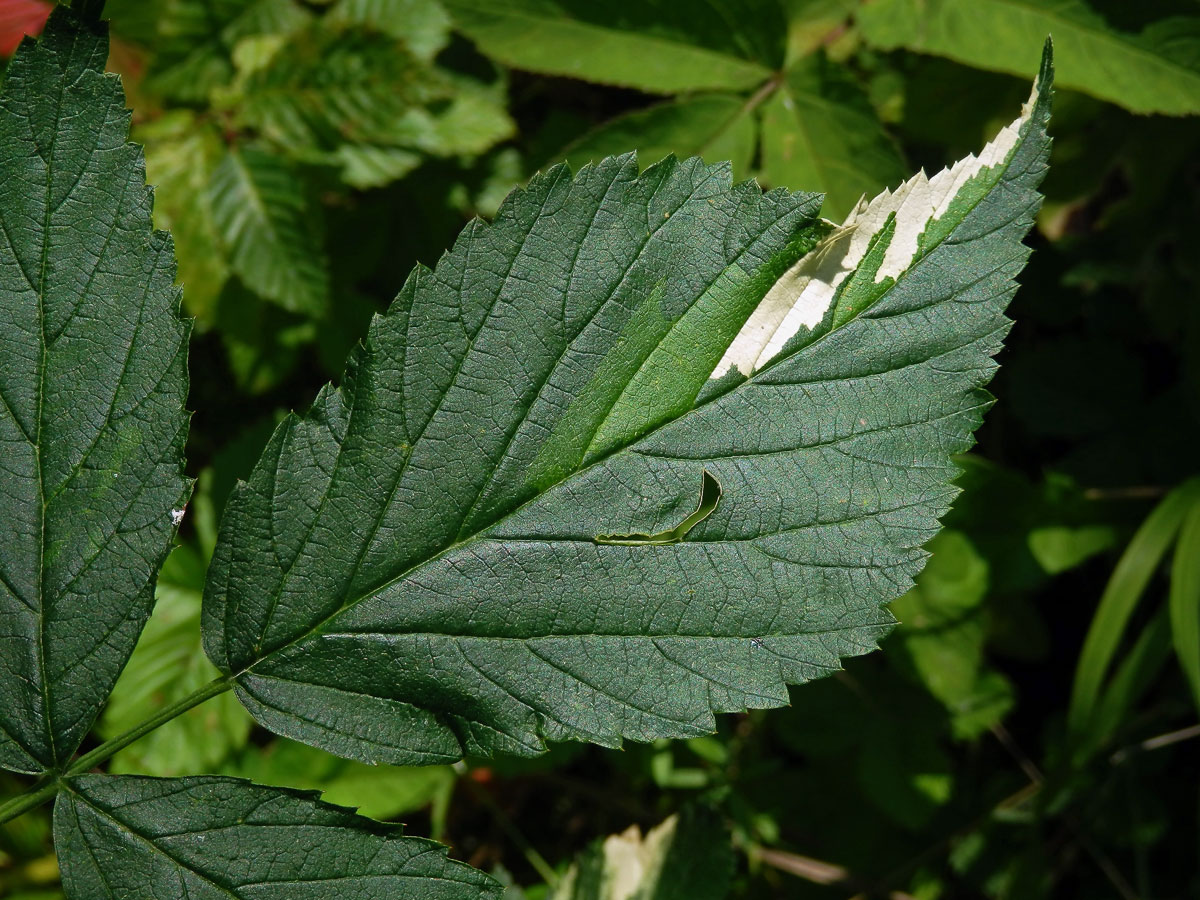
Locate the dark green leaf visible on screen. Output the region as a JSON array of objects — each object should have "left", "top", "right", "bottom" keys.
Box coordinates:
[
  {"left": 0, "top": 7, "right": 191, "bottom": 773},
  {"left": 202, "top": 52, "right": 1053, "bottom": 766},
  {"left": 54, "top": 775, "right": 499, "bottom": 899}
]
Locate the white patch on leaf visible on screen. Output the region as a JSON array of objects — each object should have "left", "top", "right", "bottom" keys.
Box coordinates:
[{"left": 713, "top": 82, "right": 1038, "bottom": 380}]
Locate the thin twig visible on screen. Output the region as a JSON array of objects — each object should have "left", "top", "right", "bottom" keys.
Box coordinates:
[
  {"left": 990, "top": 723, "right": 1140, "bottom": 900},
  {"left": 1083, "top": 486, "right": 1167, "bottom": 501},
  {"left": 1111, "top": 722, "right": 1200, "bottom": 764}
]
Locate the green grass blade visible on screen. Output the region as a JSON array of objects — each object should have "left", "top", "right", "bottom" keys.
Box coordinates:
[
  {"left": 1169, "top": 492, "right": 1200, "bottom": 714},
  {"left": 1068, "top": 479, "right": 1200, "bottom": 738},
  {"left": 1079, "top": 609, "right": 1172, "bottom": 762}
]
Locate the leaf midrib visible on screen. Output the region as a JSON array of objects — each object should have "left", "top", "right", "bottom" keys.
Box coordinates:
[
  {"left": 34, "top": 42, "right": 69, "bottom": 768},
  {"left": 248, "top": 161, "right": 729, "bottom": 652},
  {"left": 237, "top": 113, "right": 1034, "bottom": 683},
  {"left": 64, "top": 783, "right": 243, "bottom": 900}
]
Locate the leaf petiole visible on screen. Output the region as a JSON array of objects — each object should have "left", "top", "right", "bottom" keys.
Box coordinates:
[{"left": 0, "top": 675, "right": 234, "bottom": 825}]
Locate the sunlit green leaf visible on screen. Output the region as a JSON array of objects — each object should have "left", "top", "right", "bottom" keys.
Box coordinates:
[
  {"left": 223, "top": 738, "right": 456, "bottom": 822},
  {"left": 138, "top": 111, "right": 229, "bottom": 321},
  {"left": 329, "top": 0, "right": 453, "bottom": 61},
  {"left": 858, "top": 0, "right": 1200, "bottom": 115},
  {"left": 441, "top": 0, "right": 784, "bottom": 93},
  {"left": 759, "top": 53, "right": 907, "bottom": 220},
  {"left": 208, "top": 145, "right": 329, "bottom": 316},
  {"left": 147, "top": 0, "right": 312, "bottom": 103}
]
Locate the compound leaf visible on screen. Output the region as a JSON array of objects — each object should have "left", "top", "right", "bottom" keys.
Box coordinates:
[
  {"left": 54, "top": 775, "right": 499, "bottom": 899},
  {"left": 203, "top": 47, "right": 1053, "bottom": 766},
  {"left": 0, "top": 6, "right": 191, "bottom": 773},
  {"left": 858, "top": 0, "right": 1200, "bottom": 116}
]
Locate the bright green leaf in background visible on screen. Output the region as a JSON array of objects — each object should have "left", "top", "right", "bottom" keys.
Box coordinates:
[
  {"left": 1068, "top": 479, "right": 1200, "bottom": 738},
  {"left": 442, "top": 0, "right": 786, "bottom": 94},
  {"left": 222, "top": 738, "right": 457, "bottom": 826},
  {"left": 145, "top": 0, "right": 312, "bottom": 103},
  {"left": 100, "top": 546, "right": 252, "bottom": 777},
  {"left": 1170, "top": 495, "right": 1200, "bottom": 712},
  {"left": 227, "top": 24, "right": 513, "bottom": 184},
  {"left": 858, "top": 0, "right": 1200, "bottom": 116},
  {"left": 129, "top": 0, "right": 514, "bottom": 326},
  {"left": 208, "top": 145, "right": 330, "bottom": 317},
  {"left": 758, "top": 52, "right": 908, "bottom": 221},
  {"left": 890, "top": 530, "right": 1015, "bottom": 740},
  {"left": 139, "top": 111, "right": 229, "bottom": 320},
  {"left": 329, "top": 0, "right": 453, "bottom": 62},
  {"left": 0, "top": 5, "right": 191, "bottom": 774}
]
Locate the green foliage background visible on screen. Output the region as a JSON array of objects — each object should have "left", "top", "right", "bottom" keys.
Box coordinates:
[{"left": 2, "top": 0, "right": 1199, "bottom": 897}]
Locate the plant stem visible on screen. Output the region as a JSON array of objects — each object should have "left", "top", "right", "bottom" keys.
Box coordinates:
[
  {"left": 0, "top": 675, "right": 233, "bottom": 826},
  {"left": 0, "top": 778, "right": 60, "bottom": 827}
]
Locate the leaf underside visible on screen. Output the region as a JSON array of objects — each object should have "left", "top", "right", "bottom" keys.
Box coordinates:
[
  {"left": 203, "top": 48, "right": 1054, "bottom": 766},
  {"left": 0, "top": 7, "right": 191, "bottom": 773},
  {"left": 54, "top": 775, "right": 500, "bottom": 899}
]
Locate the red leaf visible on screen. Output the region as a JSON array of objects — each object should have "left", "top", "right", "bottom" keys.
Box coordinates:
[{"left": 0, "top": 0, "right": 52, "bottom": 57}]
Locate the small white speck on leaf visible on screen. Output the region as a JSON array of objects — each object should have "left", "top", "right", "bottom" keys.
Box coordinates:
[{"left": 171, "top": 508, "right": 186, "bottom": 526}]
